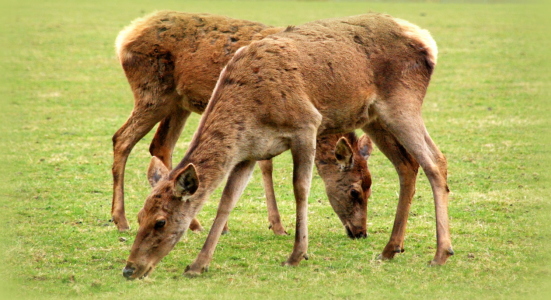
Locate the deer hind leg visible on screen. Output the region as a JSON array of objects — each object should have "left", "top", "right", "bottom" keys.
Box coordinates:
[
  {"left": 184, "top": 160, "right": 256, "bottom": 277},
  {"left": 363, "top": 121, "right": 419, "bottom": 260},
  {"left": 148, "top": 107, "right": 190, "bottom": 169},
  {"left": 258, "top": 159, "right": 288, "bottom": 235},
  {"left": 374, "top": 103, "right": 453, "bottom": 265},
  {"left": 148, "top": 107, "right": 203, "bottom": 232},
  {"left": 111, "top": 107, "right": 167, "bottom": 232}
]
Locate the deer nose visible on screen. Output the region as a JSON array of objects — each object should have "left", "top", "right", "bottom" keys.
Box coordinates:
[
  {"left": 345, "top": 225, "right": 368, "bottom": 239},
  {"left": 123, "top": 266, "right": 135, "bottom": 279}
]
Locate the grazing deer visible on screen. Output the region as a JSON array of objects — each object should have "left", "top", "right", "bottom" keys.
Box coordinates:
[
  {"left": 112, "top": 11, "right": 373, "bottom": 237},
  {"left": 123, "top": 13, "right": 453, "bottom": 280}
]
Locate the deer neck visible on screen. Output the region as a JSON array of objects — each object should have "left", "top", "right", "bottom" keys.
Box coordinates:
[
  {"left": 314, "top": 134, "right": 341, "bottom": 170},
  {"left": 172, "top": 118, "right": 243, "bottom": 198}
]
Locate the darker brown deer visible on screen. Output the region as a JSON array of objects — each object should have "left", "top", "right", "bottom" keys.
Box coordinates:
[
  {"left": 124, "top": 13, "right": 453, "bottom": 280},
  {"left": 112, "top": 11, "right": 372, "bottom": 237}
]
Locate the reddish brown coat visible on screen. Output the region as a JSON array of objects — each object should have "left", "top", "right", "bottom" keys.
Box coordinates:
[
  {"left": 124, "top": 13, "right": 452, "bottom": 280},
  {"left": 112, "top": 11, "right": 372, "bottom": 240}
]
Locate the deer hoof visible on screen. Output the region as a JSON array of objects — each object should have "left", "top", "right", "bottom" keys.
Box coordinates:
[
  {"left": 447, "top": 248, "right": 455, "bottom": 256},
  {"left": 429, "top": 260, "right": 445, "bottom": 266},
  {"left": 112, "top": 218, "right": 130, "bottom": 232},
  {"left": 189, "top": 219, "right": 204, "bottom": 232},
  {"left": 117, "top": 225, "right": 130, "bottom": 232},
  {"left": 183, "top": 270, "right": 201, "bottom": 278},
  {"left": 429, "top": 247, "right": 454, "bottom": 266},
  {"left": 189, "top": 225, "right": 204, "bottom": 232},
  {"left": 377, "top": 253, "right": 392, "bottom": 261},
  {"left": 269, "top": 224, "right": 289, "bottom": 236},
  {"left": 282, "top": 255, "right": 305, "bottom": 266},
  {"left": 184, "top": 265, "right": 208, "bottom": 277},
  {"left": 281, "top": 260, "right": 299, "bottom": 267},
  {"left": 380, "top": 243, "right": 403, "bottom": 260}
]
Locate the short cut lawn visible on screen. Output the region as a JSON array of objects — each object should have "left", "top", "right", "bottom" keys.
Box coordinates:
[{"left": 1, "top": 0, "right": 549, "bottom": 299}]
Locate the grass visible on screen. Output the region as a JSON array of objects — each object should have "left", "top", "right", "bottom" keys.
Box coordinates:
[{"left": 1, "top": 0, "right": 550, "bottom": 299}]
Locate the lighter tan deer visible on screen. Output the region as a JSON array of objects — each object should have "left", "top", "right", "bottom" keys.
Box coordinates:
[
  {"left": 123, "top": 13, "right": 453, "bottom": 280},
  {"left": 112, "top": 11, "right": 373, "bottom": 237}
]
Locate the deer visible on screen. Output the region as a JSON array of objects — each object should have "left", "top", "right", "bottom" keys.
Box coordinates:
[
  {"left": 112, "top": 11, "right": 373, "bottom": 238},
  {"left": 123, "top": 13, "right": 454, "bottom": 280}
]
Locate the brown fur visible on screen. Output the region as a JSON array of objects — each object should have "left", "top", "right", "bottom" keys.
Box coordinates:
[
  {"left": 112, "top": 11, "right": 372, "bottom": 240},
  {"left": 315, "top": 133, "right": 372, "bottom": 238},
  {"left": 124, "top": 13, "right": 453, "bottom": 279}
]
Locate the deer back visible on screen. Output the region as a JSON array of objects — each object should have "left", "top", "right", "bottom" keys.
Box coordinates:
[{"left": 116, "top": 11, "right": 281, "bottom": 113}]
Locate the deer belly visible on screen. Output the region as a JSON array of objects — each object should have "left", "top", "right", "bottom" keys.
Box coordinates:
[{"left": 248, "top": 136, "right": 291, "bottom": 161}]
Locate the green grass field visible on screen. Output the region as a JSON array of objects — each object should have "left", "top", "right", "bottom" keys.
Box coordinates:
[{"left": 1, "top": 0, "right": 549, "bottom": 299}]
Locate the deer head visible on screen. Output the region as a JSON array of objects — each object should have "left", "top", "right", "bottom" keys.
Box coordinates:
[
  {"left": 123, "top": 157, "right": 201, "bottom": 280},
  {"left": 316, "top": 133, "right": 373, "bottom": 239}
]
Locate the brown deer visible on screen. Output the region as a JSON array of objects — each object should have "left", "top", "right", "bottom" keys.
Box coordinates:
[
  {"left": 112, "top": 11, "right": 373, "bottom": 237},
  {"left": 123, "top": 13, "right": 454, "bottom": 280}
]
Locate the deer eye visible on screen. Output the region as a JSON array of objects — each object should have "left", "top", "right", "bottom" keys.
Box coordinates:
[
  {"left": 350, "top": 189, "right": 361, "bottom": 200},
  {"left": 154, "top": 219, "right": 166, "bottom": 230}
]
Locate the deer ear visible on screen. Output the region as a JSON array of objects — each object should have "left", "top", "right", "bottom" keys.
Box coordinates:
[
  {"left": 335, "top": 137, "right": 354, "bottom": 171},
  {"left": 358, "top": 134, "right": 373, "bottom": 160},
  {"left": 147, "top": 156, "right": 169, "bottom": 188},
  {"left": 173, "top": 163, "right": 199, "bottom": 199}
]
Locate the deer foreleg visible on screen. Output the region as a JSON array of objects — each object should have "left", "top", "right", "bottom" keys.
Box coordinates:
[
  {"left": 184, "top": 160, "right": 256, "bottom": 277},
  {"left": 282, "top": 131, "right": 317, "bottom": 266}
]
